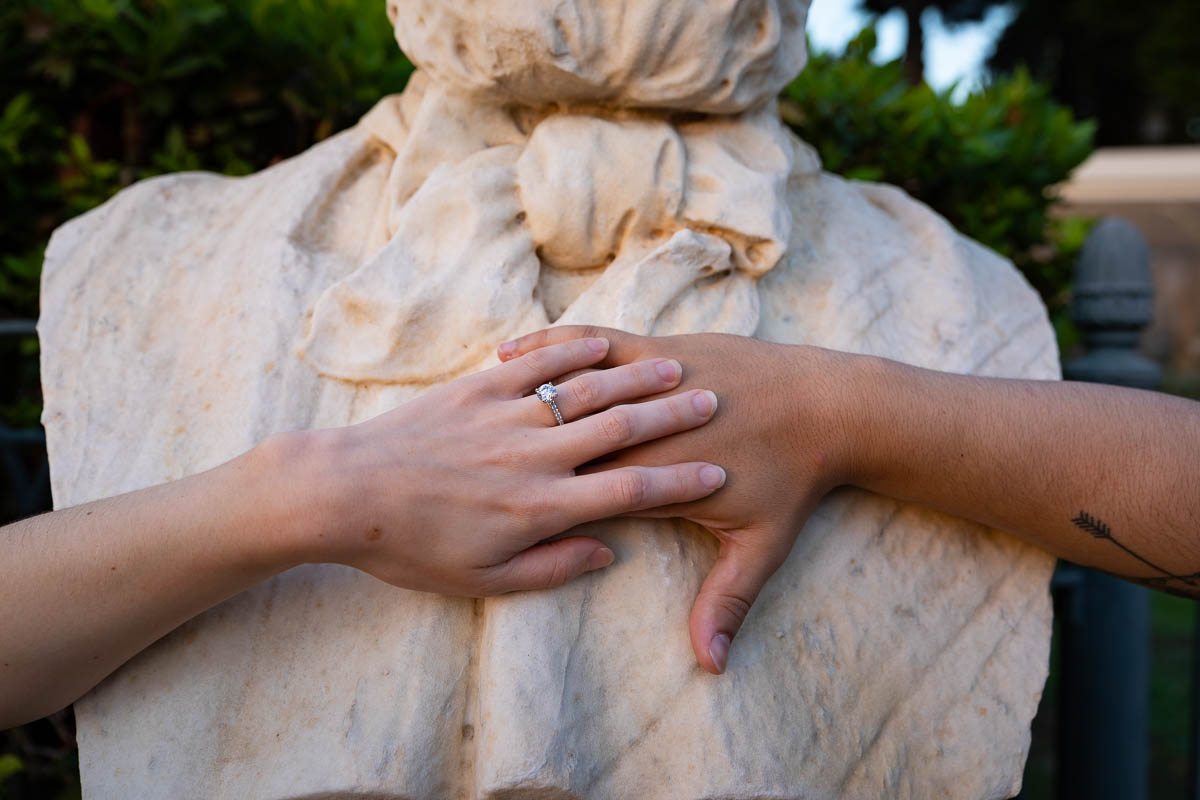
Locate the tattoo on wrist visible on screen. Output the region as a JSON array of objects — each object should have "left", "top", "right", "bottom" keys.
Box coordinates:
[{"left": 1071, "top": 510, "right": 1200, "bottom": 597}]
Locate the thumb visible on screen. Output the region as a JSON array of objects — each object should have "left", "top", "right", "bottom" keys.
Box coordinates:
[
  {"left": 484, "top": 537, "right": 615, "bottom": 594},
  {"left": 689, "top": 542, "right": 782, "bottom": 675}
]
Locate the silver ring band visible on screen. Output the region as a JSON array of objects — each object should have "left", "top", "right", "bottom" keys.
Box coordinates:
[{"left": 536, "top": 382, "right": 565, "bottom": 425}]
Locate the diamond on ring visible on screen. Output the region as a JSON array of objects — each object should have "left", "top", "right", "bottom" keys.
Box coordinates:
[{"left": 536, "top": 382, "right": 564, "bottom": 425}]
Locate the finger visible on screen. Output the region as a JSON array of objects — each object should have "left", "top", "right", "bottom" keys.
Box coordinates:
[
  {"left": 552, "top": 367, "right": 598, "bottom": 384},
  {"left": 498, "top": 325, "right": 641, "bottom": 365},
  {"left": 553, "top": 463, "right": 726, "bottom": 524},
  {"left": 524, "top": 358, "right": 683, "bottom": 422},
  {"left": 482, "top": 536, "right": 615, "bottom": 594},
  {"left": 689, "top": 544, "right": 783, "bottom": 675},
  {"left": 490, "top": 337, "right": 610, "bottom": 397},
  {"left": 553, "top": 389, "right": 718, "bottom": 464}
]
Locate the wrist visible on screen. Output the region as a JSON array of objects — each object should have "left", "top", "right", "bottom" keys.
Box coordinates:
[
  {"left": 835, "top": 351, "right": 918, "bottom": 493},
  {"left": 236, "top": 428, "right": 350, "bottom": 569},
  {"left": 780, "top": 345, "right": 898, "bottom": 492},
  {"left": 774, "top": 344, "right": 859, "bottom": 492}
]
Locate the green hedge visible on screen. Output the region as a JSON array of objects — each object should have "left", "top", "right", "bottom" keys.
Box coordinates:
[
  {"left": 2, "top": 8, "right": 1092, "bottom": 324},
  {"left": 0, "top": 0, "right": 413, "bottom": 320},
  {"left": 782, "top": 29, "right": 1095, "bottom": 316}
]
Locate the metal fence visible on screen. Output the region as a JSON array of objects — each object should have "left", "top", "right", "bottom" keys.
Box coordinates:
[
  {"left": 0, "top": 217, "right": 1194, "bottom": 798},
  {"left": 0, "top": 318, "right": 49, "bottom": 522}
]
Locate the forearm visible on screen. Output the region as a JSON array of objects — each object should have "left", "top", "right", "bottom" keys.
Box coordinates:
[
  {"left": 845, "top": 355, "right": 1200, "bottom": 593},
  {"left": 0, "top": 434, "right": 314, "bottom": 728}
]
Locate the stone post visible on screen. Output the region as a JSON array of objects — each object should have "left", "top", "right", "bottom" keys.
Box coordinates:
[{"left": 1059, "top": 217, "right": 1157, "bottom": 800}]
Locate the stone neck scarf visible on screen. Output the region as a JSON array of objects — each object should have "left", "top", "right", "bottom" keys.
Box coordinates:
[{"left": 298, "top": 5, "right": 811, "bottom": 385}]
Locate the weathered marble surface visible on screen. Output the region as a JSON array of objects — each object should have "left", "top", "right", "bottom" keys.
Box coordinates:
[{"left": 40, "top": 1, "right": 1058, "bottom": 797}]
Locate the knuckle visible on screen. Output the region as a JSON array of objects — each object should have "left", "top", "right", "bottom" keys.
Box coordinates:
[
  {"left": 612, "top": 468, "right": 649, "bottom": 509},
  {"left": 638, "top": 359, "right": 667, "bottom": 388},
  {"left": 581, "top": 324, "right": 608, "bottom": 341},
  {"left": 647, "top": 396, "right": 687, "bottom": 434},
  {"left": 568, "top": 375, "right": 601, "bottom": 411},
  {"left": 544, "top": 556, "right": 574, "bottom": 590},
  {"left": 597, "top": 408, "right": 635, "bottom": 444},
  {"left": 457, "top": 378, "right": 493, "bottom": 408},
  {"left": 672, "top": 465, "right": 697, "bottom": 499},
  {"left": 668, "top": 394, "right": 693, "bottom": 425},
  {"left": 520, "top": 349, "right": 551, "bottom": 377},
  {"left": 522, "top": 490, "right": 556, "bottom": 523},
  {"left": 708, "top": 591, "right": 754, "bottom": 626},
  {"left": 505, "top": 484, "right": 552, "bottom": 522},
  {"left": 521, "top": 330, "right": 548, "bottom": 349},
  {"left": 475, "top": 567, "right": 509, "bottom": 597},
  {"left": 481, "top": 439, "right": 529, "bottom": 472},
  {"left": 442, "top": 373, "right": 485, "bottom": 405}
]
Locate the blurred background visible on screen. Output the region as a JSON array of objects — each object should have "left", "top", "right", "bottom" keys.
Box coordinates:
[{"left": 1, "top": 0, "right": 1197, "bottom": 797}]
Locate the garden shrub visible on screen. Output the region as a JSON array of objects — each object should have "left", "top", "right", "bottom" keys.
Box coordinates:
[
  {"left": 0, "top": 0, "right": 414, "bottom": 321},
  {"left": 2, "top": 11, "right": 1093, "bottom": 325},
  {"left": 781, "top": 28, "right": 1096, "bottom": 322}
]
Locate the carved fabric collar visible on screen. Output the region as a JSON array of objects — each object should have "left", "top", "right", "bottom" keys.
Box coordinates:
[{"left": 299, "top": 73, "right": 797, "bottom": 384}]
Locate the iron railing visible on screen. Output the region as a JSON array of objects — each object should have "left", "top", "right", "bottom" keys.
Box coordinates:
[{"left": 0, "top": 318, "right": 49, "bottom": 521}]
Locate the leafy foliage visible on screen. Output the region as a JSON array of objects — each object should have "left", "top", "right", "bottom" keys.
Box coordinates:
[
  {"left": 0, "top": 708, "right": 77, "bottom": 800},
  {"left": 2, "top": 8, "right": 1095, "bottom": 325},
  {"left": 0, "top": 0, "right": 414, "bottom": 319},
  {"left": 781, "top": 28, "right": 1096, "bottom": 316},
  {"left": 0, "top": 755, "right": 25, "bottom": 787}
]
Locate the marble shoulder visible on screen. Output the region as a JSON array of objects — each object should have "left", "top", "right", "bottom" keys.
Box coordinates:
[
  {"left": 761, "top": 161, "right": 1061, "bottom": 382},
  {"left": 44, "top": 125, "right": 379, "bottom": 282},
  {"left": 37, "top": 124, "right": 393, "bottom": 504},
  {"left": 41, "top": 125, "right": 389, "bottom": 334}
]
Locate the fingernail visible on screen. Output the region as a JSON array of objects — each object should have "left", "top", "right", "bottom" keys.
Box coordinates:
[
  {"left": 691, "top": 389, "right": 718, "bottom": 416},
  {"left": 709, "top": 633, "right": 731, "bottom": 674},
  {"left": 498, "top": 341, "right": 516, "bottom": 359},
  {"left": 700, "top": 465, "right": 726, "bottom": 489},
  {"left": 655, "top": 359, "right": 682, "bottom": 382},
  {"left": 588, "top": 547, "right": 615, "bottom": 570},
  {"left": 587, "top": 337, "right": 609, "bottom": 354}
]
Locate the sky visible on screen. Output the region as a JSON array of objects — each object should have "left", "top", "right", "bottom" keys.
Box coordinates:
[{"left": 805, "top": 0, "right": 1017, "bottom": 99}]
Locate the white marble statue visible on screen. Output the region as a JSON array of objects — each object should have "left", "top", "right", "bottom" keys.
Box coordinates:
[{"left": 39, "top": 1, "right": 1058, "bottom": 797}]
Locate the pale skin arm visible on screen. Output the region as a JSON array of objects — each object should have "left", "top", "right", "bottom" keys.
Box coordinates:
[
  {"left": 0, "top": 337, "right": 727, "bottom": 729},
  {"left": 501, "top": 327, "right": 1200, "bottom": 674}
]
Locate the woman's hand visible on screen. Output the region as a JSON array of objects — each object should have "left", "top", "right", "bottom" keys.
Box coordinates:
[
  {"left": 498, "top": 327, "right": 855, "bottom": 673},
  {"left": 1, "top": 336, "right": 724, "bottom": 728},
  {"left": 288, "top": 336, "right": 726, "bottom": 596}
]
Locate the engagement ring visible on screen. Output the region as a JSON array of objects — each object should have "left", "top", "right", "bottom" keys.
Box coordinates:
[{"left": 536, "top": 382, "right": 565, "bottom": 426}]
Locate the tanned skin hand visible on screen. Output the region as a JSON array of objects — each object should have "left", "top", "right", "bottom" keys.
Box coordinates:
[
  {"left": 0, "top": 338, "right": 728, "bottom": 729},
  {"left": 501, "top": 326, "right": 1200, "bottom": 674}
]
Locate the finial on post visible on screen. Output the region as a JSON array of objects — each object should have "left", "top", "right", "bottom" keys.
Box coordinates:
[{"left": 1065, "top": 217, "right": 1161, "bottom": 389}]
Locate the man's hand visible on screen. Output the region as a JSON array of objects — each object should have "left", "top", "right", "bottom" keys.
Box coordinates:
[
  {"left": 505, "top": 325, "right": 1200, "bottom": 675},
  {"left": 500, "top": 326, "right": 857, "bottom": 673}
]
